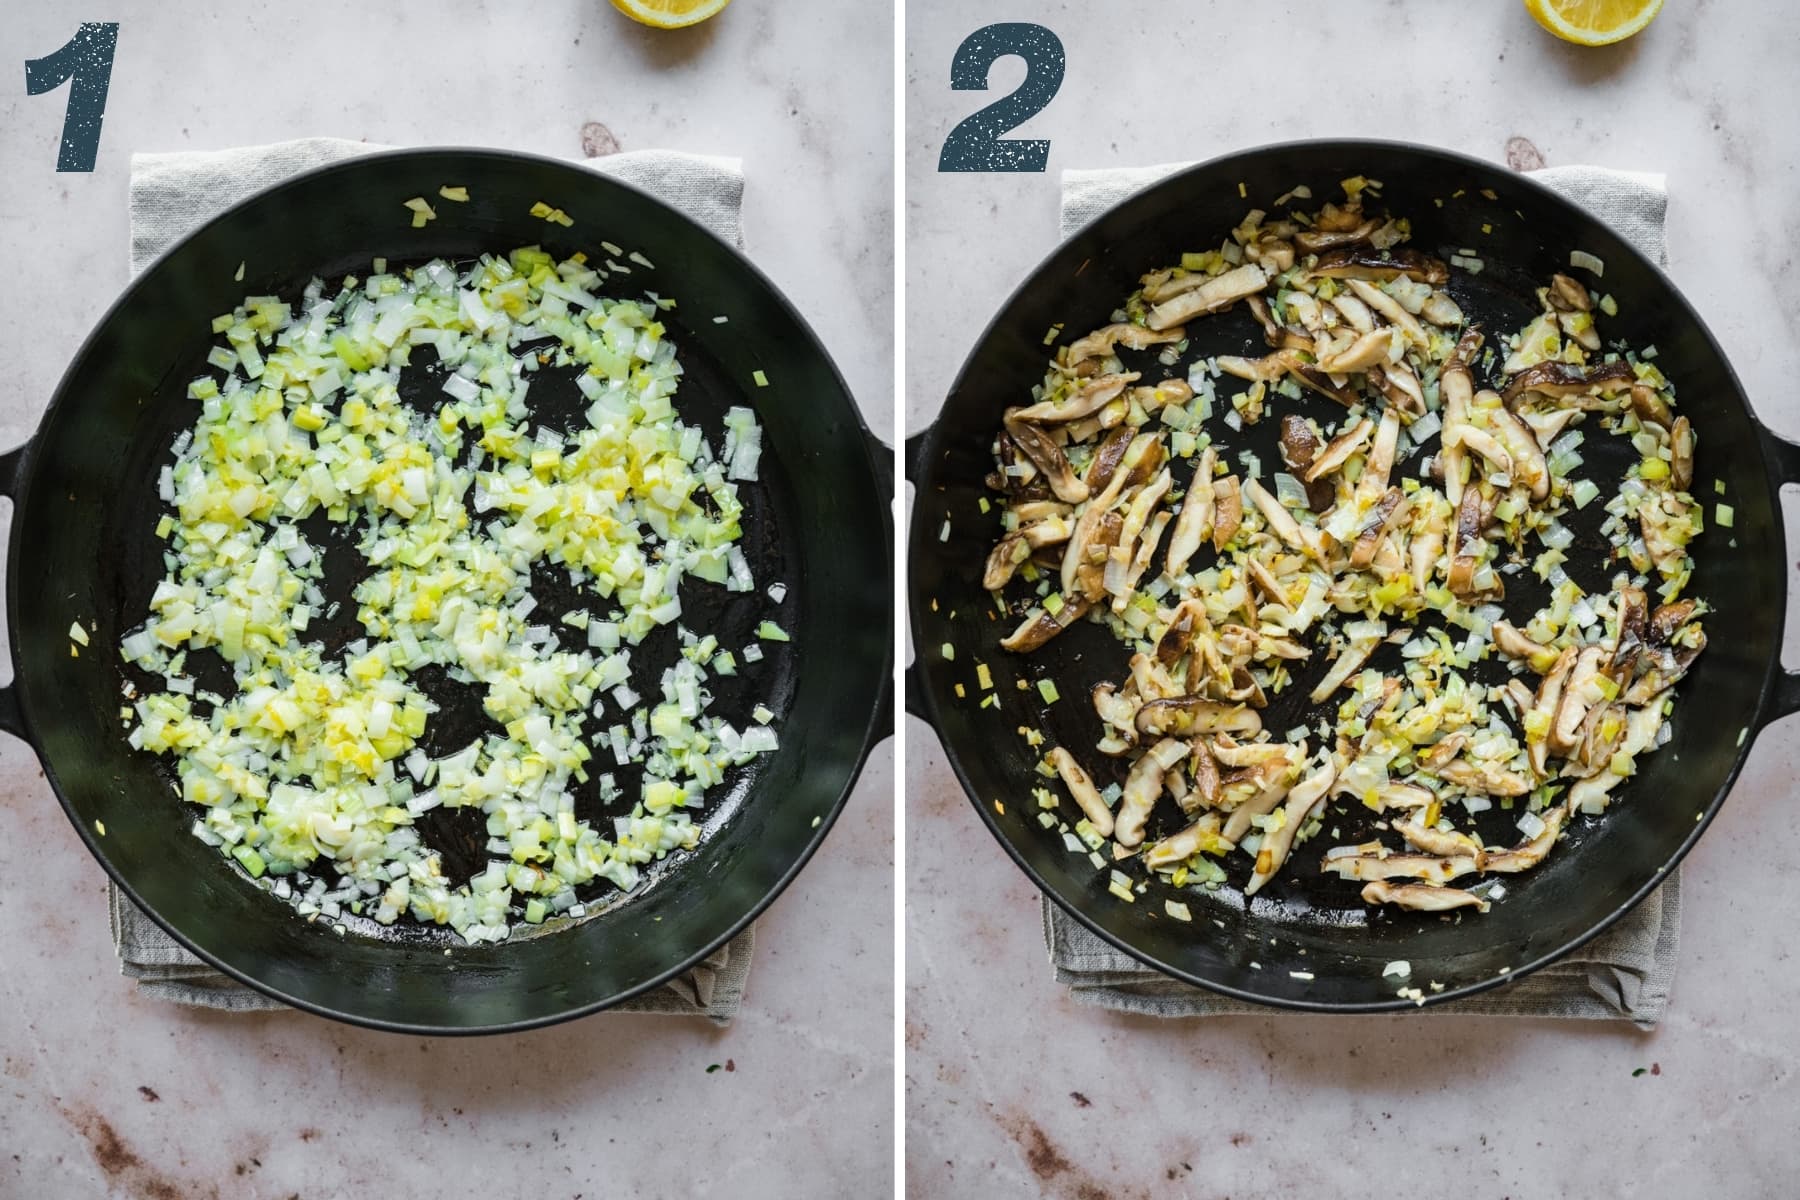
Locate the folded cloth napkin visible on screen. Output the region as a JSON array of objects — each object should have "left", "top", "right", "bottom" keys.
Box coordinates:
[
  {"left": 1046, "top": 161, "right": 1677, "bottom": 1027},
  {"left": 116, "top": 137, "right": 753, "bottom": 1023}
]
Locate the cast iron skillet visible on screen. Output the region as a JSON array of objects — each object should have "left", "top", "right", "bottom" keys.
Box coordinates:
[
  {"left": 2, "top": 148, "right": 892, "bottom": 1034},
  {"left": 908, "top": 139, "right": 1800, "bottom": 1011}
]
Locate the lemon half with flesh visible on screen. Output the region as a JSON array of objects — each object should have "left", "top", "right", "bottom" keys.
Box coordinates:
[
  {"left": 611, "top": 0, "right": 733, "bottom": 30},
  {"left": 1525, "top": 0, "right": 1664, "bottom": 46}
]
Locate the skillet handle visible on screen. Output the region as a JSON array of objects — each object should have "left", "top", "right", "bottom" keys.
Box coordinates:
[
  {"left": 862, "top": 424, "right": 896, "bottom": 741},
  {"left": 0, "top": 442, "right": 28, "bottom": 740},
  {"left": 902, "top": 429, "right": 934, "bottom": 726},
  {"left": 1759, "top": 426, "right": 1800, "bottom": 722}
]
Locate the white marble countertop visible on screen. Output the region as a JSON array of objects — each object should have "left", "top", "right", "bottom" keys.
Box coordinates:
[
  {"left": 0, "top": 2, "right": 892, "bottom": 1197},
  {"left": 906, "top": 3, "right": 1800, "bottom": 1196}
]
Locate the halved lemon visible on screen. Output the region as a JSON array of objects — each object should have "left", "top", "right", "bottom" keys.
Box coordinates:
[
  {"left": 1525, "top": 0, "right": 1664, "bottom": 46},
  {"left": 610, "top": 0, "right": 733, "bottom": 29}
]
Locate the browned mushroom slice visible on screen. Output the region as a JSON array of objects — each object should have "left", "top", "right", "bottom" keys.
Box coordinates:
[
  {"left": 1129, "top": 652, "right": 1185, "bottom": 703},
  {"left": 1329, "top": 780, "right": 1436, "bottom": 811},
  {"left": 1639, "top": 492, "right": 1696, "bottom": 578},
  {"left": 1283, "top": 354, "right": 1362, "bottom": 406},
  {"left": 1238, "top": 560, "right": 1286, "bottom": 614},
  {"left": 1502, "top": 678, "right": 1537, "bottom": 722},
  {"left": 983, "top": 532, "right": 1032, "bottom": 590},
  {"left": 1268, "top": 420, "right": 1328, "bottom": 515},
  {"left": 1245, "top": 294, "right": 1311, "bottom": 351},
  {"left": 1361, "top": 880, "right": 1490, "bottom": 913},
  {"left": 1329, "top": 291, "right": 1376, "bottom": 333},
  {"left": 1420, "top": 290, "right": 1464, "bottom": 328},
  {"left": 1517, "top": 407, "right": 1578, "bottom": 452},
  {"left": 1114, "top": 737, "right": 1192, "bottom": 849},
  {"left": 1623, "top": 635, "right": 1704, "bottom": 705},
  {"left": 1547, "top": 273, "right": 1591, "bottom": 313},
  {"left": 1492, "top": 621, "right": 1557, "bottom": 672},
  {"left": 1309, "top": 624, "right": 1385, "bottom": 702},
  {"left": 1294, "top": 218, "right": 1381, "bottom": 254},
  {"left": 1065, "top": 323, "right": 1185, "bottom": 366},
  {"left": 1525, "top": 645, "right": 1577, "bottom": 777},
  {"left": 1091, "top": 681, "right": 1140, "bottom": 741},
  {"left": 1216, "top": 351, "right": 1288, "bottom": 384},
  {"left": 1013, "top": 372, "right": 1140, "bottom": 425},
  {"left": 1002, "top": 411, "right": 1088, "bottom": 504},
  {"left": 1491, "top": 405, "right": 1550, "bottom": 499},
  {"left": 1119, "top": 434, "right": 1169, "bottom": 492},
  {"left": 1124, "top": 511, "right": 1173, "bottom": 597},
  {"left": 1610, "top": 586, "right": 1649, "bottom": 678},
  {"left": 1080, "top": 428, "right": 1131, "bottom": 496},
  {"left": 1345, "top": 279, "right": 1428, "bottom": 346},
  {"left": 1349, "top": 488, "right": 1409, "bottom": 570},
  {"left": 1455, "top": 424, "right": 1512, "bottom": 477},
  {"left": 1315, "top": 327, "right": 1395, "bottom": 374},
  {"left": 1481, "top": 803, "right": 1570, "bottom": 874},
  {"left": 1395, "top": 816, "right": 1485, "bottom": 862},
  {"left": 1221, "top": 777, "right": 1294, "bottom": 845},
  {"left": 1567, "top": 702, "right": 1628, "bottom": 778},
  {"left": 1369, "top": 362, "right": 1426, "bottom": 418},
  {"left": 1566, "top": 707, "right": 1665, "bottom": 812},
  {"left": 1045, "top": 746, "right": 1114, "bottom": 838},
  {"left": 1446, "top": 487, "right": 1485, "bottom": 596},
  {"left": 1220, "top": 350, "right": 1359, "bottom": 406},
  {"left": 1164, "top": 448, "right": 1217, "bottom": 577},
  {"left": 1630, "top": 383, "right": 1674, "bottom": 431},
  {"left": 1358, "top": 408, "right": 1403, "bottom": 500},
  {"left": 1305, "top": 417, "right": 1376, "bottom": 483},
  {"left": 1310, "top": 202, "right": 1368, "bottom": 233},
  {"left": 1211, "top": 475, "right": 1243, "bottom": 551},
  {"left": 1145, "top": 263, "right": 1269, "bottom": 331},
  {"left": 1438, "top": 341, "right": 1478, "bottom": 509},
  {"left": 1207, "top": 734, "right": 1292, "bottom": 769},
  {"left": 1501, "top": 360, "right": 1636, "bottom": 408},
  {"left": 1648, "top": 599, "right": 1698, "bottom": 645},
  {"left": 1435, "top": 757, "right": 1534, "bottom": 797},
  {"left": 1409, "top": 514, "right": 1445, "bottom": 593},
  {"left": 1155, "top": 598, "right": 1204, "bottom": 666},
  {"left": 1670, "top": 416, "right": 1694, "bottom": 491},
  {"left": 1322, "top": 846, "right": 1480, "bottom": 885},
  {"left": 1103, "top": 468, "right": 1172, "bottom": 609},
  {"left": 1136, "top": 696, "right": 1262, "bottom": 738},
  {"left": 1071, "top": 511, "right": 1124, "bottom": 601},
  {"left": 1246, "top": 759, "right": 1340, "bottom": 895},
  {"left": 1190, "top": 742, "right": 1222, "bottom": 810},
  {"left": 1060, "top": 450, "right": 1134, "bottom": 594},
  {"left": 1548, "top": 646, "right": 1605, "bottom": 756},
  {"left": 1419, "top": 733, "right": 1467, "bottom": 771},
  {"left": 1000, "top": 594, "right": 1093, "bottom": 653},
  {"left": 1311, "top": 245, "right": 1451, "bottom": 285},
  {"left": 1145, "top": 812, "right": 1224, "bottom": 869},
  {"left": 1244, "top": 478, "right": 1317, "bottom": 557}
]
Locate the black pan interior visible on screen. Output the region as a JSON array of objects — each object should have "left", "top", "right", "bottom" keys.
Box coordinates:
[
  {"left": 12, "top": 149, "right": 890, "bottom": 1031},
  {"left": 910, "top": 140, "right": 1781, "bottom": 1010}
]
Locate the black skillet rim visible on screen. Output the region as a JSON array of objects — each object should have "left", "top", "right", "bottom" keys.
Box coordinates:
[
  {"left": 908, "top": 136, "right": 1782, "bottom": 1013},
  {"left": 10, "top": 145, "right": 894, "bottom": 1035}
]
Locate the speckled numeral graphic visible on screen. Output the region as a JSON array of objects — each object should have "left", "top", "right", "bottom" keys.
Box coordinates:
[
  {"left": 24, "top": 22, "right": 119, "bottom": 173},
  {"left": 938, "top": 23, "right": 1065, "bottom": 173}
]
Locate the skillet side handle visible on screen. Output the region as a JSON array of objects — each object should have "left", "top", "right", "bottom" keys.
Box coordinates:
[
  {"left": 0, "top": 442, "right": 28, "bottom": 740},
  {"left": 1759, "top": 426, "right": 1800, "bottom": 723},
  {"left": 862, "top": 424, "right": 896, "bottom": 742},
  {"left": 902, "top": 429, "right": 934, "bottom": 726}
]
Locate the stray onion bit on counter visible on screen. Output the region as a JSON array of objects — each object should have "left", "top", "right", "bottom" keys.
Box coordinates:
[
  {"left": 985, "top": 180, "right": 1706, "bottom": 916},
  {"left": 120, "top": 245, "right": 781, "bottom": 943}
]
